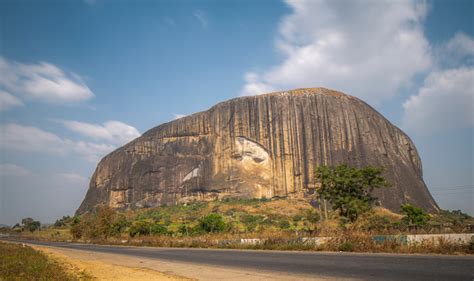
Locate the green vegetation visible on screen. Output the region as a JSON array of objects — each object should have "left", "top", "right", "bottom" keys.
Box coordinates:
[
  {"left": 400, "top": 204, "right": 430, "bottom": 226},
  {"left": 7, "top": 165, "right": 473, "bottom": 255},
  {"left": 198, "top": 213, "right": 226, "bottom": 233},
  {"left": 316, "top": 164, "right": 389, "bottom": 222},
  {"left": 0, "top": 242, "right": 90, "bottom": 280},
  {"left": 21, "top": 217, "right": 41, "bottom": 232},
  {"left": 65, "top": 198, "right": 319, "bottom": 241}
]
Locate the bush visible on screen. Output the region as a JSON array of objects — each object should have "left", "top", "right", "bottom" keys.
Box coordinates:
[
  {"left": 338, "top": 242, "right": 354, "bottom": 252},
  {"left": 278, "top": 220, "right": 291, "bottom": 229},
  {"left": 292, "top": 214, "right": 303, "bottom": 222},
  {"left": 70, "top": 217, "right": 83, "bottom": 239},
  {"left": 150, "top": 223, "right": 169, "bottom": 235},
  {"left": 401, "top": 204, "right": 430, "bottom": 226},
  {"left": 70, "top": 207, "right": 130, "bottom": 240},
  {"left": 129, "top": 220, "right": 152, "bottom": 237},
  {"left": 198, "top": 214, "right": 226, "bottom": 233}
]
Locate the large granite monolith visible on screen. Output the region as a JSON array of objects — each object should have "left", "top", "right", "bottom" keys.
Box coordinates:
[{"left": 76, "top": 88, "right": 438, "bottom": 214}]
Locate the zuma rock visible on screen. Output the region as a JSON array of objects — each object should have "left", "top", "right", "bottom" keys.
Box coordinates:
[{"left": 76, "top": 88, "right": 438, "bottom": 214}]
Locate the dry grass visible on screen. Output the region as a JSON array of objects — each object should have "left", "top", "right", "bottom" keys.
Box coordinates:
[{"left": 0, "top": 242, "right": 92, "bottom": 280}]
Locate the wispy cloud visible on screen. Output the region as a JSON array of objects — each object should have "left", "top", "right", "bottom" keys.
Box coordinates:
[
  {"left": 59, "top": 120, "right": 140, "bottom": 145},
  {"left": 0, "top": 123, "right": 115, "bottom": 162},
  {"left": 434, "top": 32, "right": 474, "bottom": 68},
  {"left": 194, "top": 10, "right": 208, "bottom": 28},
  {"left": 0, "top": 90, "right": 23, "bottom": 112},
  {"left": 240, "top": 0, "right": 431, "bottom": 104},
  {"left": 0, "top": 57, "right": 94, "bottom": 105}
]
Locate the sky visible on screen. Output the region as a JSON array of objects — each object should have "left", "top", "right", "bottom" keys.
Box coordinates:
[{"left": 0, "top": 0, "right": 472, "bottom": 225}]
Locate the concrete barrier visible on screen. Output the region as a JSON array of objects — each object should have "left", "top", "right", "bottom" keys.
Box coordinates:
[{"left": 405, "top": 233, "right": 473, "bottom": 245}]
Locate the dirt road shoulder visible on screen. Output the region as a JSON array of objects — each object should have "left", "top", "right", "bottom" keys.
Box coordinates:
[{"left": 31, "top": 245, "right": 192, "bottom": 281}]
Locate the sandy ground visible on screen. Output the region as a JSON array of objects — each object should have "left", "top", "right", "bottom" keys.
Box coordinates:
[
  {"left": 30, "top": 244, "right": 330, "bottom": 280},
  {"left": 32, "top": 245, "right": 192, "bottom": 281}
]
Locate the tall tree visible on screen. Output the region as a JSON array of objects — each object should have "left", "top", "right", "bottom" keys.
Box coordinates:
[{"left": 316, "top": 164, "right": 389, "bottom": 222}]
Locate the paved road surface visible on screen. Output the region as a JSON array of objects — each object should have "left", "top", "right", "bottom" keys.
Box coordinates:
[{"left": 4, "top": 239, "right": 474, "bottom": 280}]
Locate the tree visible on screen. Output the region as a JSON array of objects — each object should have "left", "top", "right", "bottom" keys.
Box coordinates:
[
  {"left": 401, "top": 204, "right": 430, "bottom": 226},
  {"left": 316, "top": 164, "right": 389, "bottom": 222},
  {"left": 21, "top": 217, "right": 41, "bottom": 232},
  {"left": 54, "top": 216, "right": 71, "bottom": 228}
]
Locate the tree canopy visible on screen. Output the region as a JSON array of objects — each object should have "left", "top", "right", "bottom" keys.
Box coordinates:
[{"left": 316, "top": 164, "right": 389, "bottom": 222}]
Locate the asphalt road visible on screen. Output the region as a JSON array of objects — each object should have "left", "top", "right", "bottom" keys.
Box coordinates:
[{"left": 4, "top": 239, "right": 474, "bottom": 280}]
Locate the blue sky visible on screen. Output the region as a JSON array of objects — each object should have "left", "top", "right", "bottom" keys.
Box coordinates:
[{"left": 1, "top": 0, "right": 473, "bottom": 225}]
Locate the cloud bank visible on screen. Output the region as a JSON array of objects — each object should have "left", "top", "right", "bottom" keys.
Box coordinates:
[
  {"left": 60, "top": 120, "right": 140, "bottom": 145},
  {"left": 241, "top": 0, "right": 431, "bottom": 104}
]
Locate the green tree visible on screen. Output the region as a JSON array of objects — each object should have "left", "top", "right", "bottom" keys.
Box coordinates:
[
  {"left": 21, "top": 217, "right": 41, "bottom": 232},
  {"left": 401, "top": 204, "right": 430, "bottom": 226},
  {"left": 316, "top": 164, "right": 389, "bottom": 222},
  {"left": 54, "top": 216, "right": 71, "bottom": 228},
  {"left": 198, "top": 214, "right": 226, "bottom": 233}
]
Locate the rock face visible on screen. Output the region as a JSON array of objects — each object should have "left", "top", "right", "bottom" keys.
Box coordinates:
[{"left": 76, "top": 88, "right": 438, "bottom": 214}]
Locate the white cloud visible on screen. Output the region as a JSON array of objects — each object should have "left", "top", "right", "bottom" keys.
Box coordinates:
[
  {"left": 72, "top": 141, "right": 116, "bottom": 162},
  {"left": 0, "top": 123, "right": 116, "bottom": 162},
  {"left": 173, "top": 114, "right": 187, "bottom": 120},
  {"left": 0, "top": 57, "right": 94, "bottom": 104},
  {"left": 0, "top": 90, "right": 23, "bottom": 111},
  {"left": 60, "top": 120, "right": 140, "bottom": 145},
  {"left": 241, "top": 73, "right": 276, "bottom": 96},
  {"left": 435, "top": 32, "right": 474, "bottom": 67},
  {"left": 402, "top": 67, "right": 474, "bottom": 134},
  {"left": 240, "top": 0, "right": 431, "bottom": 103},
  {"left": 0, "top": 163, "right": 31, "bottom": 177},
  {"left": 194, "top": 10, "right": 208, "bottom": 28}
]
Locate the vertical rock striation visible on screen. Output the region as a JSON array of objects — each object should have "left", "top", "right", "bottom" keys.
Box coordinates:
[{"left": 76, "top": 88, "right": 438, "bottom": 214}]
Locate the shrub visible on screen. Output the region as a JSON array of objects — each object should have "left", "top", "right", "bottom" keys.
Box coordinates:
[
  {"left": 70, "top": 217, "right": 83, "bottom": 239},
  {"left": 338, "top": 242, "right": 354, "bottom": 252},
  {"left": 198, "top": 214, "right": 226, "bottom": 233},
  {"left": 278, "top": 220, "right": 291, "bottom": 230},
  {"left": 150, "top": 223, "right": 169, "bottom": 235},
  {"left": 292, "top": 214, "right": 303, "bottom": 222},
  {"left": 129, "top": 220, "right": 152, "bottom": 237}
]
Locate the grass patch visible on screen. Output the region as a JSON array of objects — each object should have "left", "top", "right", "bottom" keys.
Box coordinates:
[{"left": 0, "top": 242, "right": 91, "bottom": 280}]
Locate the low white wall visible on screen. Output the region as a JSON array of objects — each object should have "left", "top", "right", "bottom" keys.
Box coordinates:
[{"left": 406, "top": 233, "right": 473, "bottom": 245}]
